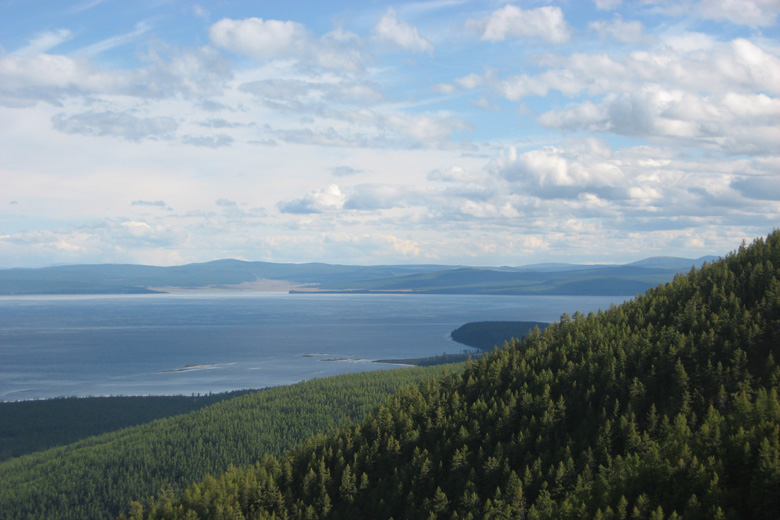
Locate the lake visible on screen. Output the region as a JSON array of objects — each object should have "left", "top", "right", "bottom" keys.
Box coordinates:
[{"left": 0, "top": 292, "right": 628, "bottom": 401}]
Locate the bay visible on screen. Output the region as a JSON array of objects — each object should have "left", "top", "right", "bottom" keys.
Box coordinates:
[{"left": 0, "top": 292, "right": 628, "bottom": 401}]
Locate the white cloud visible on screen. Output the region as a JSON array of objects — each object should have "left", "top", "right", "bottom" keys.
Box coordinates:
[
  {"left": 209, "top": 18, "right": 366, "bottom": 71},
  {"left": 343, "top": 184, "right": 419, "bottom": 211},
  {"left": 594, "top": 0, "right": 623, "bottom": 9},
  {"left": 1, "top": 1, "right": 778, "bottom": 267},
  {"left": 313, "top": 29, "right": 366, "bottom": 71},
  {"left": 455, "top": 72, "right": 486, "bottom": 89},
  {"left": 385, "top": 112, "right": 473, "bottom": 149},
  {"left": 11, "top": 29, "right": 73, "bottom": 56},
  {"left": 278, "top": 184, "right": 346, "bottom": 214},
  {"left": 589, "top": 15, "right": 646, "bottom": 44},
  {"left": 498, "top": 144, "right": 626, "bottom": 198},
  {"left": 0, "top": 44, "right": 231, "bottom": 106},
  {"left": 432, "top": 83, "right": 458, "bottom": 94},
  {"left": 643, "top": 0, "right": 780, "bottom": 26},
  {"left": 0, "top": 53, "right": 123, "bottom": 102},
  {"left": 696, "top": 0, "right": 780, "bottom": 26},
  {"left": 51, "top": 111, "right": 178, "bottom": 141},
  {"left": 193, "top": 4, "right": 209, "bottom": 19},
  {"left": 78, "top": 20, "right": 152, "bottom": 56},
  {"left": 373, "top": 8, "right": 434, "bottom": 54},
  {"left": 538, "top": 88, "right": 780, "bottom": 155},
  {"left": 132, "top": 200, "right": 170, "bottom": 210},
  {"left": 209, "top": 17, "right": 310, "bottom": 60},
  {"left": 182, "top": 134, "right": 234, "bottom": 148},
  {"left": 694, "top": 0, "right": 780, "bottom": 26},
  {"left": 496, "top": 69, "right": 584, "bottom": 99},
  {"left": 331, "top": 166, "right": 363, "bottom": 177},
  {"left": 468, "top": 5, "right": 571, "bottom": 44}
]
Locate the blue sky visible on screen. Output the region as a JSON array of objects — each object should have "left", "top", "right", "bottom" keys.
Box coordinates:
[{"left": 1, "top": 0, "right": 779, "bottom": 268}]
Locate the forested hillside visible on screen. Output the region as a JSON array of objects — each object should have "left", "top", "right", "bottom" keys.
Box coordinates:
[
  {"left": 127, "top": 232, "right": 780, "bottom": 520},
  {"left": 0, "top": 366, "right": 452, "bottom": 520},
  {"left": 0, "top": 392, "right": 253, "bottom": 461}
]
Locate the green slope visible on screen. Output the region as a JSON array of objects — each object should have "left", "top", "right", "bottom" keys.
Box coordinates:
[
  {"left": 0, "top": 392, "right": 252, "bottom": 462},
  {"left": 0, "top": 366, "right": 453, "bottom": 520},
  {"left": 128, "top": 231, "right": 779, "bottom": 520}
]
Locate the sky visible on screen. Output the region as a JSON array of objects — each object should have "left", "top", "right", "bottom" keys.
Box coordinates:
[{"left": 1, "top": 0, "right": 779, "bottom": 268}]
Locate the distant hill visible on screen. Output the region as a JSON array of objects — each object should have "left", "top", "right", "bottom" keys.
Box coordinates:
[
  {"left": 627, "top": 255, "right": 719, "bottom": 270},
  {"left": 0, "top": 256, "right": 718, "bottom": 296}
]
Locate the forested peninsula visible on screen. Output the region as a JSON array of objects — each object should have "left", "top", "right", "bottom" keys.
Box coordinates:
[{"left": 123, "top": 232, "right": 780, "bottom": 520}]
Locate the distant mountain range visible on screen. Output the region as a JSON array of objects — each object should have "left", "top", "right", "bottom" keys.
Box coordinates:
[{"left": 0, "top": 256, "right": 719, "bottom": 296}]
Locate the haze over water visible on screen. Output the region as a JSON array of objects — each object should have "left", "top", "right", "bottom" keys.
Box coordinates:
[{"left": 0, "top": 292, "right": 626, "bottom": 401}]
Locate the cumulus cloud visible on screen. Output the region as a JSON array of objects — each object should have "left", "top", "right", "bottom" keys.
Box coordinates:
[
  {"left": 476, "top": 138, "right": 779, "bottom": 237},
  {"left": 458, "top": 35, "right": 780, "bottom": 156},
  {"left": 0, "top": 44, "right": 230, "bottom": 106},
  {"left": 312, "top": 28, "right": 366, "bottom": 71},
  {"left": 589, "top": 15, "right": 646, "bottom": 44},
  {"left": 646, "top": 0, "right": 780, "bottom": 27},
  {"left": 209, "top": 17, "right": 310, "bottom": 60},
  {"left": 432, "top": 83, "right": 458, "bottom": 94},
  {"left": 52, "top": 111, "right": 178, "bottom": 141},
  {"left": 0, "top": 53, "right": 123, "bottom": 105},
  {"left": 373, "top": 8, "right": 434, "bottom": 54},
  {"left": 495, "top": 69, "right": 584, "bottom": 100},
  {"left": 474, "top": 36, "right": 778, "bottom": 103},
  {"left": 467, "top": 5, "right": 571, "bottom": 44},
  {"left": 697, "top": 0, "right": 780, "bottom": 26},
  {"left": 343, "top": 184, "right": 419, "bottom": 211},
  {"left": 278, "top": 184, "right": 346, "bottom": 214},
  {"left": 594, "top": 0, "right": 623, "bottom": 9},
  {"left": 385, "top": 112, "right": 473, "bottom": 149},
  {"left": 496, "top": 143, "right": 629, "bottom": 200},
  {"left": 209, "top": 18, "right": 366, "bottom": 71},
  {"left": 538, "top": 88, "right": 780, "bottom": 155}
]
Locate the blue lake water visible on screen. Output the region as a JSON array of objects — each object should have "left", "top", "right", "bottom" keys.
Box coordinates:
[{"left": 0, "top": 292, "right": 628, "bottom": 401}]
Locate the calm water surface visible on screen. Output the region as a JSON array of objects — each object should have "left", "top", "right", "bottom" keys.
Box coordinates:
[{"left": 0, "top": 292, "right": 628, "bottom": 401}]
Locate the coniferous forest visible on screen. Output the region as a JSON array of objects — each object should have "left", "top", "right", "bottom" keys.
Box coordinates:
[
  {"left": 0, "top": 367, "right": 453, "bottom": 520},
  {"left": 123, "top": 231, "right": 780, "bottom": 519}
]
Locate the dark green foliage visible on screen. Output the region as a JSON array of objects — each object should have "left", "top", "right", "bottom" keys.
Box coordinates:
[
  {"left": 451, "top": 320, "right": 551, "bottom": 350},
  {"left": 0, "top": 392, "right": 252, "bottom": 461},
  {"left": 0, "top": 366, "right": 451, "bottom": 520},
  {"left": 129, "top": 231, "right": 780, "bottom": 520},
  {"left": 375, "top": 353, "right": 477, "bottom": 366}
]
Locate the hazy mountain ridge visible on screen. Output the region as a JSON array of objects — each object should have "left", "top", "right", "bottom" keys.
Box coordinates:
[{"left": 0, "top": 256, "right": 718, "bottom": 296}]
